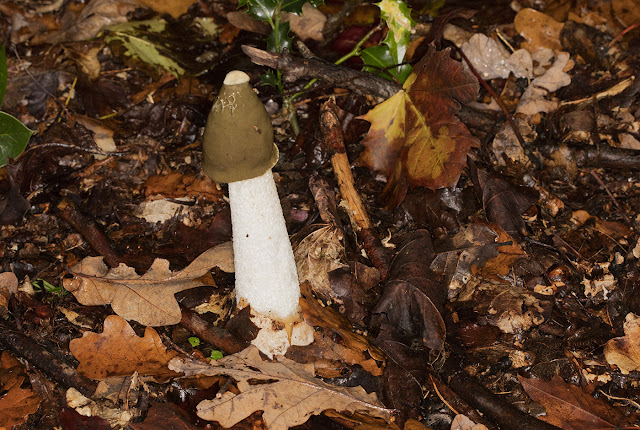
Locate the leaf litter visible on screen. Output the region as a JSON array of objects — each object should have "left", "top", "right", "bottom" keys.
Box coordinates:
[{"left": 2, "top": 0, "right": 640, "bottom": 429}]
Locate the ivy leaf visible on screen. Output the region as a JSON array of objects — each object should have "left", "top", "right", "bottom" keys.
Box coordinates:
[
  {"left": 267, "top": 21, "right": 292, "bottom": 52},
  {"left": 240, "top": 0, "right": 278, "bottom": 21},
  {"left": 358, "top": 45, "right": 479, "bottom": 208}
]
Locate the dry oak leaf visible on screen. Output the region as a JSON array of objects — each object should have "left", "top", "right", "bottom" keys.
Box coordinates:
[
  {"left": 70, "top": 315, "right": 181, "bottom": 380},
  {"left": 604, "top": 312, "right": 640, "bottom": 374},
  {"left": 358, "top": 44, "right": 479, "bottom": 203},
  {"left": 64, "top": 242, "right": 234, "bottom": 326},
  {"left": 0, "top": 352, "right": 41, "bottom": 429},
  {"left": 169, "top": 346, "right": 393, "bottom": 430},
  {"left": 518, "top": 374, "right": 629, "bottom": 429}
]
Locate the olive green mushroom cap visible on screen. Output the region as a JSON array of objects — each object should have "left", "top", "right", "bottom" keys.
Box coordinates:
[{"left": 201, "top": 71, "right": 279, "bottom": 183}]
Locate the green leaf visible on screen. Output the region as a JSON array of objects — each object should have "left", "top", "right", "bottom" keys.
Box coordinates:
[
  {"left": 281, "top": 0, "right": 307, "bottom": 14},
  {"left": 260, "top": 70, "right": 279, "bottom": 86},
  {"left": 361, "top": 45, "right": 411, "bottom": 82},
  {"left": 267, "top": 21, "right": 292, "bottom": 52},
  {"left": 376, "top": 0, "right": 414, "bottom": 65},
  {"left": 104, "top": 19, "right": 186, "bottom": 78},
  {"left": 0, "top": 45, "right": 6, "bottom": 106},
  {"left": 243, "top": 0, "right": 278, "bottom": 21},
  {"left": 188, "top": 337, "right": 201, "bottom": 347},
  {"left": 209, "top": 350, "right": 223, "bottom": 360},
  {"left": 0, "top": 111, "right": 32, "bottom": 167}
]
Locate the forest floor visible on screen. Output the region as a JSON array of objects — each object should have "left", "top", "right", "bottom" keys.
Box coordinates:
[{"left": 1, "top": 0, "right": 640, "bottom": 429}]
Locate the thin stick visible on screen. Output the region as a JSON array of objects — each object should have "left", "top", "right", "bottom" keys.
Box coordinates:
[
  {"left": 319, "top": 98, "right": 390, "bottom": 279},
  {"left": 589, "top": 170, "right": 631, "bottom": 224}
]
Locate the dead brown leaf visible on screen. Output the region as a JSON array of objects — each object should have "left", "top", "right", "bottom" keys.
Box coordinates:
[
  {"left": 373, "top": 230, "right": 445, "bottom": 350},
  {"left": 70, "top": 315, "right": 181, "bottom": 380},
  {"left": 514, "top": 8, "right": 564, "bottom": 52},
  {"left": 299, "top": 283, "right": 386, "bottom": 375},
  {"left": 63, "top": 243, "right": 234, "bottom": 326},
  {"left": 519, "top": 374, "right": 627, "bottom": 429},
  {"left": 0, "top": 352, "right": 42, "bottom": 429},
  {"left": 144, "top": 172, "right": 223, "bottom": 202},
  {"left": 604, "top": 313, "right": 640, "bottom": 374},
  {"left": 294, "top": 224, "right": 348, "bottom": 303},
  {"left": 169, "top": 346, "right": 393, "bottom": 430}
]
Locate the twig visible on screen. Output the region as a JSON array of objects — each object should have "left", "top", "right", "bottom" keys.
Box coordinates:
[
  {"left": 590, "top": 170, "right": 631, "bottom": 224},
  {"left": 242, "top": 45, "right": 400, "bottom": 100},
  {"left": 179, "top": 308, "right": 250, "bottom": 354},
  {"left": 441, "top": 360, "right": 561, "bottom": 430},
  {"left": 319, "top": 98, "right": 390, "bottom": 280},
  {"left": 0, "top": 320, "right": 98, "bottom": 397},
  {"left": 455, "top": 46, "right": 528, "bottom": 152},
  {"left": 57, "top": 198, "right": 122, "bottom": 268}
]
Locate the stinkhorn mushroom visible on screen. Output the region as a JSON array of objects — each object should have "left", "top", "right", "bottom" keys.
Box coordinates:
[{"left": 201, "top": 70, "right": 313, "bottom": 357}]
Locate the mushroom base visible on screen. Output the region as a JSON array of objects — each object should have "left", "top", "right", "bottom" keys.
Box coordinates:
[{"left": 238, "top": 300, "right": 314, "bottom": 358}]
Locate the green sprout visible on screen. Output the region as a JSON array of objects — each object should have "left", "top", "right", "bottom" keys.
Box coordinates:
[{"left": 32, "top": 279, "right": 68, "bottom": 297}]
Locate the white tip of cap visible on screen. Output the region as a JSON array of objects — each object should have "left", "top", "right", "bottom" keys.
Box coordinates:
[{"left": 224, "top": 71, "right": 250, "bottom": 85}]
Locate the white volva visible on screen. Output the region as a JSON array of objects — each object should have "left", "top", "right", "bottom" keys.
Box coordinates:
[{"left": 228, "top": 168, "right": 300, "bottom": 320}]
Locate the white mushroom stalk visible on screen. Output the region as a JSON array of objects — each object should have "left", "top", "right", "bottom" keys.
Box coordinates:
[{"left": 201, "top": 71, "right": 313, "bottom": 357}]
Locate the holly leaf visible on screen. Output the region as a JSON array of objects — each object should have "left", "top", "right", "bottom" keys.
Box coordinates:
[
  {"left": 377, "top": 0, "right": 413, "bottom": 64},
  {"left": 169, "top": 346, "right": 393, "bottom": 430},
  {"left": 362, "top": 0, "right": 414, "bottom": 83},
  {"left": 361, "top": 45, "right": 412, "bottom": 82},
  {"left": 358, "top": 45, "right": 479, "bottom": 208},
  {"left": 266, "top": 21, "right": 292, "bottom": 52},
  {"left": 239, "top": 0, "right": 278, "bottom": 21},
  {"left": 63, "top": 243, "right": 234, "bottom": 326}
]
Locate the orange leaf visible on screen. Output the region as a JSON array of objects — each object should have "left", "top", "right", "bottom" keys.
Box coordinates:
[
  {"left": 70, "top": 315, "right": 181, "bottom": 380},
  {"left": 359, "top": 45, "right": 479, "bottom": 207}
]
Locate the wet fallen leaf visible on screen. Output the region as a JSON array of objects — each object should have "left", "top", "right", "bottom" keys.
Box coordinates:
[
  {"left": 169, "top": 346, "right": 393, "bottom": 430},
  {"left": 0, "top": 352, "right": 42, "bottom": 429},
  {"left": 63, "top": 243, "right": 234, "bottom": 326},
  {"left": 604, "top": 313, "right": 640, "bottom": 374},
  {"left": 70, "top": 315, "right": 181, "bottom": 380},
  {"left": 461, "top": 33, "right": 532, "bottom": 80},
  {"left": 359, "top": 45, "right": 479, "bottom": 207},
  {"left": 519, "top": 374, "right": 627, "bottom": 429},
  {"left": 372, "top": 230, "right": 445, "bottom": 350},
  {"left": 0, "top": 272, "right": 18, "bottom": 316}
]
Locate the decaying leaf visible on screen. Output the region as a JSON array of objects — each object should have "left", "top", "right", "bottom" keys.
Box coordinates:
[
  {"left": 431, "top": 223, "right": 524, "bottom": 299},
  {"left": 519, "top": 374, "right": 628, "bottom": 429},
  {"left": 294, "top": 224, "right": 348, "bottom": 303},
  {"left": 604, "top": 313, "right": 640, "bottom": 374},
  {"left": 63, "top": 243, "right": 234, "bottom": 326},
  {"left": 297, "top": 282, "right": 385, "bottom": 376},
  {"left": 359, "top": 45, "right": 479, "bottom": 207},
  {"left": 372, "top": 230, "right": 445, "bottom": 350},
  {"left": 0, "top": 352, "right": 42, "bottom": 428},
  {"left": 168, "top": 346, "right": 393, "bottom": 430},
  {"left": 457, "top": 278, "right": 548, "bottom": 334},
  {"left": 70, "top": 315, "right": 181, "bottom": 380}
]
